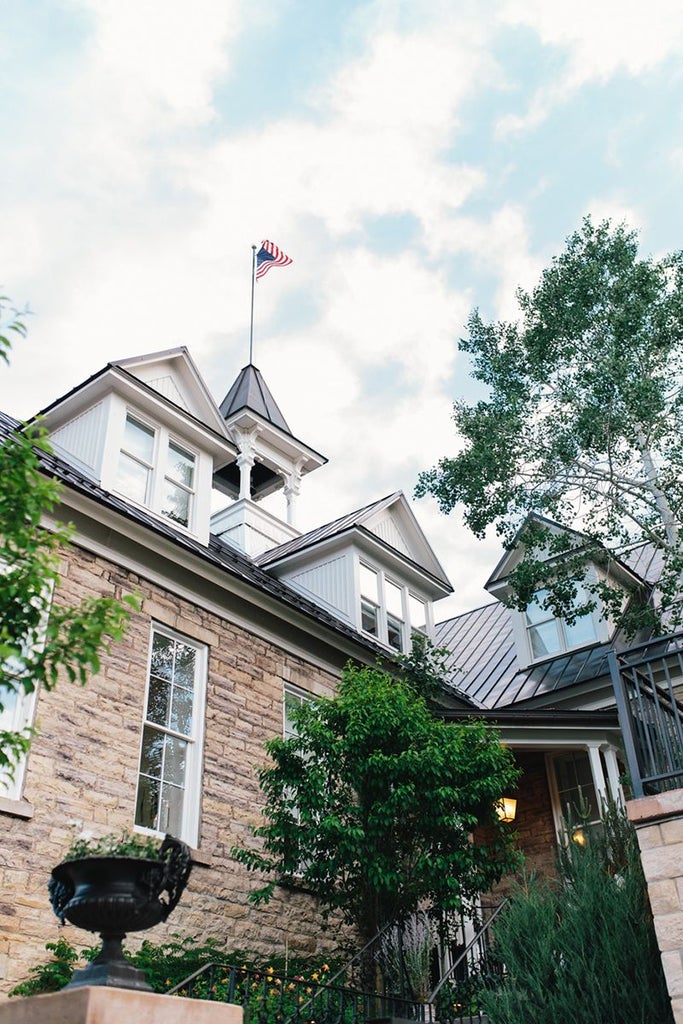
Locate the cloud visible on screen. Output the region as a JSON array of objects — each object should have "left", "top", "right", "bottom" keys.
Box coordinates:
[{"left": 497, "top": 0, "right": 683, "bottom": 133}]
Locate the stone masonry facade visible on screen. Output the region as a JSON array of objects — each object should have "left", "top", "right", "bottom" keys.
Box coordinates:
[
  {"left": 628, "top": 790, "right": 683, "bottom": 1024},
  {"left": 0, "top": 542, "right": 341, "bottom": 995}
]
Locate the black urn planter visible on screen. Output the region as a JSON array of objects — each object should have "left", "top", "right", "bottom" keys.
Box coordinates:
[{"left": 48, "top": 835, "right": 192, "bottom": 991}]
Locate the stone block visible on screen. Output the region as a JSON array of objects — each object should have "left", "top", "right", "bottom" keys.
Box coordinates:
[
  {"left": 641, "top": 844, "right": 683, "bottom": 882},
  {"left": 654, "top": 911, "right": 683, "bottom": 952},
  {"left": 662, "top": 819, "right": 683, "bottom": 845},
  {"left": 649, "top": 879, "right": 681, "bottom": 915},
  {"left": 661, "top": 950, "right": 683, "bottom": 997},
  {"left": 0, "top": 987, "right": 243, "bottom": 1024}
]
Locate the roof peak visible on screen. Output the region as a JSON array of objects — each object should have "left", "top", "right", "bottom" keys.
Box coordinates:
[{"left": 219, "top": 363, "right": 290, "bottom": 433}]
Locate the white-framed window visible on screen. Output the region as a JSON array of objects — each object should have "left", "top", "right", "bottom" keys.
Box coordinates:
[
  {"left": 0, "top": 683, "right": 36, "bottom": 802},
  {"left": 284, "top": 684, "right": 312, "bottom": 740},
  {"left": 135, "top": 626, "right": 206, "bottom": 846},
  {"left": 524, "top": 587, "right": 597, "bottom": 661},
  {"left": 358, "top": 561, "right": 430, "bottom": 652},
  {"left": 115, "top": 412, "right": 197, "bottom": 530}
]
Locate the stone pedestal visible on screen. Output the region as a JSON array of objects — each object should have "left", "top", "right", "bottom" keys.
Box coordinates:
[
  {"left": 628, "top": 789, "right": 683, "bottom": 1024},
  {"left": 0, "top": 985, "right": 243, "bottom": 1024}
]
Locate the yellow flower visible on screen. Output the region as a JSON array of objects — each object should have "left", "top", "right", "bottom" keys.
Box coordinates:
[{"left": 321, "top": 963, "right": 330, "bottom": 972}]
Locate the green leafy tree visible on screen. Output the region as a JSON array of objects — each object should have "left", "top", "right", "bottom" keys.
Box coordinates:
[
  {"left": 416, "top": 218, "right": 683, "bottom": 632},
  {"left": 232, "top": 657, "right": 521, "bottom": 943},
  {"left": 0, "top": 297, "right": 137, "bottom": 782}
]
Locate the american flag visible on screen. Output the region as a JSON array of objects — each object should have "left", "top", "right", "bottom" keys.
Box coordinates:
[{"left": 255, "top": 240, "right": 293, "bottom": 280}]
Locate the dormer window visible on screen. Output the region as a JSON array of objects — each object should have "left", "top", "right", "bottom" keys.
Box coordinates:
[
  {"left": 525, "top": 587, "right": 597, "bottom": 660},
  {"left": 116, "top": 413, "right": 196, "bottom": 529},
  {"left": 359, "top": 561, "right": 431, "bottom": 652}
]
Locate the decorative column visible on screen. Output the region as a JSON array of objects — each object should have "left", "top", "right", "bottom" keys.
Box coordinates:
[
  {"left": 283, "top": 460, "right": 306, "bottom": 527},
  {"left": 233, "top": 427, "right": 260, "bottom": 501}
]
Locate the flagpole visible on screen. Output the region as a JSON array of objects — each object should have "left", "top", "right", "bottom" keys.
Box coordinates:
[{"left": 249, "top": 244, "right": 257, "bottom": 364}]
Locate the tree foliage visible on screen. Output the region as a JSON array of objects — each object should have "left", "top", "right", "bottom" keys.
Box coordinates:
[
  {"left": 0, "top": 297, "right": 137, "bottom": 782},
  {"left": 232, "top": 657, "right": 521, "bottom": 942},
  {"left": 416, "top": 218, "right": 683, "bottom": 632}
]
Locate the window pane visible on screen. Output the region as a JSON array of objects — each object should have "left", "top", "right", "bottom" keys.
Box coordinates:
[
  {"left": 159, "top": 782, "right": 184, "bottom": 835},
  {"left": 146, "top": 676, "right": 170, "bottom": 726},
  {"left": 284, "top": 690, "right": 305, "bottom": 739},
  {"left": 150, "top": 633, "right": 175, "bottom": 681},
  {"left": 387, "top": 614, "right": 403, "bottom": 651},
  {"left": 139, "top": 726, "right": 164, "bottom": 778},
  {"left": 408, "top": 595, "right": 426, "bottom": 632},
  {"left": 525, "top": 590, "right": 552, "bottom": 626},
  {"left": 164, "top": 735, "right": 187, "bottom": 786},
  {"left": 529, "top": 620, "right": 562, "bottom": 658},
  {"left": 135, "top": 774, "right": 160, "bottom": 831},
  {"left": 360, "top": 564, "right": 379, "bottom": 601},
  {"left": 564, "top": 614, "right": 597, "bottom": 648},
  {"left": 116, "top": 454, "right": 150, "bottom": 504},
  {"left": 123, "top": 417, "right": 155, "bottom": 463},
  {"left": 361, "top": 599, "right": 379, "bottom": 635},
  {"left": 173, "top": 643, "right": 196, "bottom": 687},
  {"left": 386, "top": 580, "right": 403, "bottom": 618},
  {"left": 162, "top": 481, "right": 190, "bottom": 526},
  {"left": 168, "top": 442, "right": 195, "bottom": 487},
  {"left": 170, "top": 685, "right": 193, "bottom": 735},
  {"left": 554, "top": 752, "right": 599, "bottom": 823}
]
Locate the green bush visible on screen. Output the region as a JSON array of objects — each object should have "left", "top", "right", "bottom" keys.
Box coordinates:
[
  {"left": 10, "top": 933, "right": 342, "bottom": 1000},
  {"left": 9, "top": 938, "right": 83, "bottom": 996},
  {"left": 480, "top": 802, "right": 673, "bottom": 1024}
]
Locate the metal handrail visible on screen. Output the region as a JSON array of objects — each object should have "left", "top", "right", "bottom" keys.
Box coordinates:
[{"left": 428, "top": 900, "right": 507, "bottom": 1003}]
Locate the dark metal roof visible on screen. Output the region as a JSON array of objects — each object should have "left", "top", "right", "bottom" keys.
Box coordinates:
[
  {"left": 435, "top": 600, "right": 612, "bottom": 710},
  {"left": 256, "top": 493, "right": 402, "bottom": 566},
  {"left": 219, "top": 364, "right": 290, "bottom": 432}
]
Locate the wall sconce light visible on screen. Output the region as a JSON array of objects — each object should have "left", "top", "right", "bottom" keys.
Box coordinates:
[
  {"left": 496, "top": 797, "right": 518, "bottom": 823},
  {"left": 571, "top": 825, "right": 587, "bottom": 847}
]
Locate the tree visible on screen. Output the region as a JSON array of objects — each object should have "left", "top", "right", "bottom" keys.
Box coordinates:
[
  {"left": 416, "top": 218, "right": 683, "bottom": 633},
  {"left": 232, "top": 656, "right": 521, "bottom": 944},
  {"left": 0, "top": 297, "right": 137, "bottom": 782}
]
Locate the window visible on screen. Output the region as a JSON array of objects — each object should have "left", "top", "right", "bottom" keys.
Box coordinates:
[
  {"left": 550, "top": 751, "right": 601, "bottom": 838},
  {"left": 358, "top": 561, "right": 430, "bottom": 652},
  {"left": 284, "top": 685, "right": 311, "bottom": 740},
  {"left": 116, "top": 413, "right": 196, "bottom": 529},
  {"left": 525, "top": 587, "right": 597, "bottom": 660},
  {"left": 135, "top": 627, "right": 206, "bottom": 846},
  {"left": 0, "top": 684, "right": 35, "bottom": 802},
  {"left": 386, "top": 579, "right": 405, "bottom": 651},
  {"left": 360, "top": 564, "right": 380, "bottom": 637}
]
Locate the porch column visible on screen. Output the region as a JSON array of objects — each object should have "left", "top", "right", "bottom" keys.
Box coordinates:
[
  {"left": 587, "top": 744, "right": 609, "bottom": 804},
  {"left": 602, "top": 745, "right": 623, "bottom": 804}
]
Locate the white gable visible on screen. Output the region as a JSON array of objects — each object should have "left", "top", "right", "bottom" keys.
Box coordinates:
[{"left": 368, "top": 512, "right": 411, "bottom": 558}]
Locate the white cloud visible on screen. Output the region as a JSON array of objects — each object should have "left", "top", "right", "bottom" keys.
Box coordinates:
[{"left": 498, "top": 0, "right": 683, "bottom": 133}]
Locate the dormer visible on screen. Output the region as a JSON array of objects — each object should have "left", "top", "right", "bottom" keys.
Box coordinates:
[
  {"left": 485, "top": 515, "right": 646, "bottom": 670},
  {"left": 34, "top": 347, "right": 238, "bottom": 546},
  {"left": 257, "top": 492, "right": 453, "bottom": 653}
]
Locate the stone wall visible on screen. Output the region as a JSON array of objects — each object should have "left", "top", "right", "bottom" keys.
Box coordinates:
[
  {"left": 628, "top": 790, "right": 683, "bottom": 1024},
  {"left": 0, "top": 544, "right": 342, "bottom": 996}
]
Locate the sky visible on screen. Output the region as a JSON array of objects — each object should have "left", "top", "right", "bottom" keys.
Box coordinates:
[{"left": 1, "top": 0, "right": 683, "bottom": 621}]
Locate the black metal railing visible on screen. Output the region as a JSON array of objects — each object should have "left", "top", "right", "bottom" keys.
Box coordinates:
[
  {"left": 609, "top": 631, "right": 683, "bottom": 798},
  {"left": 429, "top": 902, "right": 506, "bottom": 1024},
  {"left": 167, "top": 960, "right": 427, "bottom": 1023},
  {"left": 166, "top": 907, "right": 504, "bottom": 1024}
]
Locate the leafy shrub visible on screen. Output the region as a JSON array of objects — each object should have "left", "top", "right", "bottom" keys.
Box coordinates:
[
  {"left": 9, "top": 938, "right": 82, "bottom": 996},
  {"left": 480, "top": 802, "right": 674, "bottom": 1024}
]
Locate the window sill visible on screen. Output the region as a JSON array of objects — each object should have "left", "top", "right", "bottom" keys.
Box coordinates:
[
  {"left": 189, "top": 846, "right": 212, "bottom": 868},
  {"left": 0, "top": 795, "right": 34, "bottom": 819}
]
